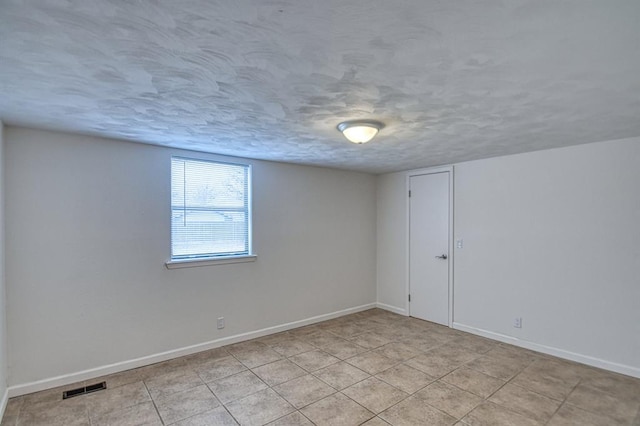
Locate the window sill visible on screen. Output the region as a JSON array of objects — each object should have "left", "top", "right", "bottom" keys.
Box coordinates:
[{"left": 165, "top": 254, "right": 257, "bottom": 269}]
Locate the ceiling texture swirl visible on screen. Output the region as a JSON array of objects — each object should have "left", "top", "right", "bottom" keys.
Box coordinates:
[{"left": 1, "top": 0, "right": 639, "bottom": 173}]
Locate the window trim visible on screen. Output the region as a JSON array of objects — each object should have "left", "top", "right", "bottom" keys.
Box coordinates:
[
  {"left": 165, "top": 254, "right": 257, "bottom": 269},
  {"left": 167, "top": 156, "right": 255, "bottom": 268}
]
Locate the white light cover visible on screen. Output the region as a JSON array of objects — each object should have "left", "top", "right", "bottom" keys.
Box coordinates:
[{"left": 342, "top": 125, "right": 379, "bottom": 144}]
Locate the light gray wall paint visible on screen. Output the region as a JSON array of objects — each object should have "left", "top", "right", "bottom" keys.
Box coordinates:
[
  {"left": 454, "top": 137, "right": 640, "bottom": 373},
  {"left": 376, "top": 137, "right": 640, "bottom": 376},
  {"left": 5, "top": 127, "right": 377, "bottom": 386},
  {"left": 376, "top": 172, "right": 407, "bottom": 313},
  {"left": 0, "top": 122, "right": 7, "bottom": 407}
]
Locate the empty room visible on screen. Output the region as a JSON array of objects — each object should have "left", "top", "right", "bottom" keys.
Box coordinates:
[{"left": 0, "top": 1, "right": 639, "bottom": 425}]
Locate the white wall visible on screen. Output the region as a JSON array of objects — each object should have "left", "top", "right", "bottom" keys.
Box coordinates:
[
  {"left": 376, "top": 172, "right": 407, "bottom": 314},
  {"left": 454, "top": 137, "right": 640, "bottom": 375},
  {"left": 0, "top": 122, "right": 8, "bottom": 409},
  {"left": 377, "top": 137, "right": 640, "bottom": 377},
  {"left": 5, "top": 127, "right": 377, "bottom": 388}
]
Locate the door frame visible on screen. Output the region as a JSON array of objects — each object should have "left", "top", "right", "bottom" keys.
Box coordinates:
[{"left": 405, "top": 165, "right": 455, "bottom": 327}]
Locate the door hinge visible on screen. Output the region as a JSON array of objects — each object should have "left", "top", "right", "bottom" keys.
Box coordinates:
[
  {"left": 408, "top": 294, "right": 411, "bottom": 302},
  {"left": 408, "top": 190, "right": 411, "bottom": 197}
]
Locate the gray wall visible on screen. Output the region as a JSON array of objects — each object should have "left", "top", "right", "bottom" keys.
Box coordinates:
[
  {"left": 377, "top": 136, "right": 640, "bottom": 377},
  {"left": 5, "top": 127, "right": 377, "bottom": 388},
  {"left": 0, "top": 122, "right": 7, "bottom": 408}
]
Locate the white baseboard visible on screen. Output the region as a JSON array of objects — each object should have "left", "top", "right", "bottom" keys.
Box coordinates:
[
  {"left": 453, "top": 322, "right": 640, "bottom": 379},
  {"left": 0, "top": 387, "right": 8, "bottom": 421},
  {"left": 8, "top": 303, "right": 377, "bottom": 397},
  {"left": 376, "top": 303, "right": 407, "bottom": 316}
]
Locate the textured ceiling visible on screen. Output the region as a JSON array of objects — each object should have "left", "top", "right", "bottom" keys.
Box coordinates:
[{"left": 1, "top": 1, "right": 639, "bottom": 173}]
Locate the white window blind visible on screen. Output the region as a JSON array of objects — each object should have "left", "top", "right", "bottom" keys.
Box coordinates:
[{"left": 171, "top": 157, "right": 251, "bottom": 260}]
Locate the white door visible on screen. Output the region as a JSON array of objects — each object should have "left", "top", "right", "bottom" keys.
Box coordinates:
[{"left": 409, "top": 172, "right": 450, "bottom": 325}]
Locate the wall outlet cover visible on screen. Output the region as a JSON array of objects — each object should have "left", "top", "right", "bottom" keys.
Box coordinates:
[{"left": 514, "top": 317, "right": 522, "bottom": 328}]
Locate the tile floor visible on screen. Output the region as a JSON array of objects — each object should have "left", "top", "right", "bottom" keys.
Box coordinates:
[{"left": 2, "top": 309, "right": 640, "bottom": 425}]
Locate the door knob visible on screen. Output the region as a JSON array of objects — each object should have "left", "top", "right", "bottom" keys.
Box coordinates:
[{"left": 435, "top": 254, "right": 448, "bottom": 260}]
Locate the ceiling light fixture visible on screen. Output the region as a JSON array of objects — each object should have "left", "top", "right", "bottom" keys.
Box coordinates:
[{"left": 337, "top": 120, "right": 385, "bottom": 144}]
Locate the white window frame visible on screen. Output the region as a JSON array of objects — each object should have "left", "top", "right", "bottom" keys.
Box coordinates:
[{"left": 165, "top": 156, "right": 256, "bottom": 269}]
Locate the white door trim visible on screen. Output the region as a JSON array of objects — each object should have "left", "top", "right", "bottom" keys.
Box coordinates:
[{"left": 405, "top": 165, "right": 454, "bottom": 327}]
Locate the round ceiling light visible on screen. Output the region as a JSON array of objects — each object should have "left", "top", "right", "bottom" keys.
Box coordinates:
[{"left": 337, "top": 120, "right": 385, "bottom": 144}]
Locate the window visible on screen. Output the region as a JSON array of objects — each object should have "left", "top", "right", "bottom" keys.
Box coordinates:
[{"left": 169, "top": 157, "right": 252, "bottom": 264}]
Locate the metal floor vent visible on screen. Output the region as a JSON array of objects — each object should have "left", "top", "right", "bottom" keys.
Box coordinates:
[{"left": 62, "top": 381, "right": 107, "bottom": 399}]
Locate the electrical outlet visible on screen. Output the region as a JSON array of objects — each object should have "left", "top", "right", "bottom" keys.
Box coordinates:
[
  {"left": 456, "top": 239, "right": 463, "bottom": 249},
  {"left": 513, "top": 317, "right": 522, "bottom": 328},
  {"left": 217, "top": 317, "right": 225, "bottom": 329}
]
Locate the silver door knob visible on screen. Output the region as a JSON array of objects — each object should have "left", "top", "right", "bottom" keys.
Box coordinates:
[{"left": 435, "top": 254, "right": 448, "bottom": 260}]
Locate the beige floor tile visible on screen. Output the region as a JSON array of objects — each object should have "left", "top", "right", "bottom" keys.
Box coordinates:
[
  {"left": 547, "top": 403, "right": 623, "bottom": 426},
  {"left": 89, "top": 401, "right": 162, "bottom": 426},
  {"left": 273, "top": 374, "right": 336, "bottom": 409},
  {"left": 581, "top": 371, "right": 640, "bottom": 399},
  {"left": 137, "top": 358, "right": 190, "bottom": 380},
  {"left": 449, "top": 335, "right": 497, "bottom": 354},
  {"left": 19, "top": 394, "right": 86, "bottom": 415},
  {"left": 194, "top": 356, "right": 246, "bottom": 383},
  {"left": 372, "top": 326, "right": 409, "bottom": 342},
  {"left": 232, "top": 347, "right": 283, "bottom": 369},
  {"left": 361, "top": 417, "right": 391, "bottom": 425},
  {"left": 289, "top": 350, "right": 340, "bottom": 372},
  {"left": 181, "top": 348, "right": 231, "bottom": 368},
  {"left": 325, "top": 324, "right": 367, "bottom": 339},
  {"left": 375, "top": 364, "right": 434, "bottom": 394},
  {"left": 322, "top": 340, "right": 367, "bottom": 360},
  {"left": 226, "top": 388, "right": 295, "bottom": 426},
  {"left": 379, "top": 395, "right": 457, "bottom": 426},
  {"left": 153, "top": 385, "right": 219, "bottom": 425},
  {"left": 1, "top": 414, "right": 18, "bottom": 426},
  {"left": 287, "top": 325, "right": 325, "bottom": 338},
  {"left": 483, "top": 345, "right": 541, "bottom": 365},
  {"left": 460, "top": 401, "right": 540, "bottom": 426},
  {"left": 2, "top": 399, "right": 21, "bottom": 426},
  {"left": 510, "top": 368, "right": 577, "bottom": 401},
  {"left": 85, "top": 381, "right": 150, "bottom": 417},
  {"left": 257, "top": 332, "right": 294, "bottom": 346},
  {"left": 252, "top": 359, "right": 307, "bottom": 386},
  {"left": 399, "top": 334, "right": 451, "bottom": 352},
  {"left": 267, "top": 411, "right": 314, "bottom": 425},
  {"left": 93, "top": 369, "right": 147, "bottom": 390},
  {"left": 489, "top": 383, "right": 560, "bottom": 423},
  {"left": 227, "top": 340, "right": 267, "bottom": 354},
  {"left": 346, "top": 351, "right": 398, "bottom": 375},
  {"left": 464, "top": 355, "right": 528, "bottom": 380},
  {"left": 414, "top": 380, "right": 482, "bottom": 419},
  {"left": 350, "top": 333, "right": 393, "bottom": 349},
  {"left": 303, "top": 333, "right": 348, "bottom": 349},
  {"left": 208, "top": 370, "right": 268, "bottom": 404},
  {"left": 17, "top": 399, "right": 90, "bottom": 426},
  {"left": 429, "top": 345, "right": 481, "bottom": 365},
  {"left": 300, "top": 393, "right": 374, "bottom": 426},
  {"left": 374, "top": 343, "right": 421, "bottom": 362},
  {"left": 172, "top": 406, "right": 238, "bottom": 425},
  {"left": 313, "top": 361, "right": 370, "bottom": 390},
  {"left": 145, "top": 369, "right": 203, "bottom": 400},
  {"left": 342, "top": 377, "right": 408, "bottom": 414},
  {"left": 527, "top": 359, "right": 585, "bottom": 384},
  {"left": 20, "top": 382, "right": 87, "bottom": 406},
  {"left": 268, "top": 338, "right": 315, "bottom": 358},
  {"left": 441, "top": 367, "right": 505, "bottom": 398},
  {"left": 10, "top": 309, "right": 640, "bottom": 426},
  {"left": 404, "top": 353, "right": 461, "bottom": 378},
  {"left": 565, "top": 383, "right": 640, "bottom": 425}
]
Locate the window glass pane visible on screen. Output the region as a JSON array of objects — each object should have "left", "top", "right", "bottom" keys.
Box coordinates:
[{"left": 171, "top": 157, "right": 250, "bottom": 259}]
